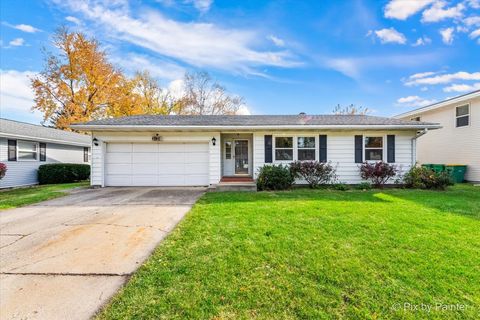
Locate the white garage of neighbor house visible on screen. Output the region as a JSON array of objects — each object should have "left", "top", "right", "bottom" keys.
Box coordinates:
[
  {"left": 0, "top": 118, "right": 91, "bottom": 188},
  {"left": 71, "top": 114, "right": 440, "bottom": 187}
]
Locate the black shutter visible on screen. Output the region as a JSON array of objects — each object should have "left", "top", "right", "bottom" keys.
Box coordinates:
[
  {"left": 7, "top": 140, "right": 17, "bottom": 161},
  {"left": 83, "top": 147, "right": 89, "bottom": 162},
  {"left": 387, "top": 135, "right": 395, "bottom": 163},
  {"left": 319, "top": 135, "right": 327, "bottom": 162},
  {"left": 264, "top": 135, "right": 272, "bottom": 163},
  {"left": 354, "top": 135, "right": 363, "bottom": 163},
  {"left": 39, "top": 143, "right": 46, "bottom": 161}
]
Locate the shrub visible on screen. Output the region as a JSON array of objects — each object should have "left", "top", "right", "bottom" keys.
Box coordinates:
[
  {"left": 256, "top": 164, "right": 294, "bottom": 191},
  {"left": 289, "top": 161, "right": 337, "bottom": 188},
  {"left": 403, "top": 165, "right": 454, "bottom": 190},
  {"left": 356, "top": 182, "right": 372, "bottom": 190},
  {"left": 38, "top": 163, "right": 90, "bottom": 184},
  {"left": 359, "top": 161, "right": 397, "bottom": 188},
  {"left": 332, "top": 183, "right": 349, "bottom": 191},
  {"left": 0, "top": 163, "right": 6, "bottom": 180}
]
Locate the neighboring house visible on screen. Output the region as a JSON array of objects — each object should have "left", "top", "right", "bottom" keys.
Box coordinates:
[
  {"left": 0, "top": 118, "right": 91, "bottom": 188},
  {"left": 395, "top": 90, "right": 480, "bottom": 182},
  {"left": 71, "top": 114, "right": 439, "bottom": 187}
]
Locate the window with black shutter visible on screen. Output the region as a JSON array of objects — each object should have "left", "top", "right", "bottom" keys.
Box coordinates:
[
  {"left": 319, "top": 135, "right": 327, "bottom": 162},
  {"left": 354, "top": 135, "right": 363, "bottom": 163},
  {"left": 264, "top": 135, "right": 272, "bottom": 163},
  {"left": 8, "top": 140, "right": 17, "bottom": 161},
  {"left": 387, "top": 135, "right": 395, "bottom": 163}
]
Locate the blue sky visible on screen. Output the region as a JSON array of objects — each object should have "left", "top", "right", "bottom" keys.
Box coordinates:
[{"left": 1, "top": 0, "right": 479, "bottom": 124}]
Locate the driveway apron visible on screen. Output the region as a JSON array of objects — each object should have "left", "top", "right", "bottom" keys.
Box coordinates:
[{"left": 0, "top": 187, "right": 205, "bottom": 320}]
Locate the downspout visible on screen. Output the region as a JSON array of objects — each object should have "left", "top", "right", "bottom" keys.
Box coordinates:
[{"left": 411, "top": 128, "right": 428, "bottom": 166}]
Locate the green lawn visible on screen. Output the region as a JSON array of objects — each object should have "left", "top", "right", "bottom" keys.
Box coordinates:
[
  {"left": 99, "top": 184, "right": 480, "bottom": 319},
  {"left": 0, "top": 182, "right": 89, "bottom": 210}
]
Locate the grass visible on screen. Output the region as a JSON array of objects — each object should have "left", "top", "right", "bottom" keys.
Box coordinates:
[
  {"left": 0, "top": 181, "right": 89, "bottom": 210},
  {"left": 98, "top": 184, "right": 480, "bottom": 319}
]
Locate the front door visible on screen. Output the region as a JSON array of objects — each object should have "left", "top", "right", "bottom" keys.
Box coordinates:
[{"left": 234, "top": 140, "right": 249, "bottom": 174}]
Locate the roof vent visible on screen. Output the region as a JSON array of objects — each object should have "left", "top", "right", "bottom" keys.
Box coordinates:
[{"left": 299, "top": 112, "right": 306, "bottom": 116}]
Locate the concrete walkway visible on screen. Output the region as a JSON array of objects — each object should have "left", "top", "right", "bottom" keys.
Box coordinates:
[{"left": 0, "top": 187, "right": 205, "bottom": 320}]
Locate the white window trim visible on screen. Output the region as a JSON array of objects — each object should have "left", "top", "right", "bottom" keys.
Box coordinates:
[
  {"left": 455, "top": 103, "right": 470, "bottom": 128},
  {"left": 297, "top": 136, "right": 317, "bottom": 161},
  {"left": 17, "top": 140, "right": 39, "bottom": 162},
  {"left": 363, "top": 135, "right": 385, "bottom": 162},
  {"left": 273, "top": 135, "right": 319, "bottom": 162}
]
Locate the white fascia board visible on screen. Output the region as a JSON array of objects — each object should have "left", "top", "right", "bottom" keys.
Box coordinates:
[
  {"left": 0, "top": 132, "right": 91, "bottom": 147},
  {"left": 71, "top": 124, "right": 442, "bottom": 131},
  {"left": 394, "top": 90, "right": 480, "bottom": 119}
]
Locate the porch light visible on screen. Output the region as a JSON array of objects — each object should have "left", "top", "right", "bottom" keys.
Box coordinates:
[
  {"left": 93, "top": 138, "right": 99, "bottom": 146},
  {"left": 211, "top": 137, "right": 217, "bottom": 146}
]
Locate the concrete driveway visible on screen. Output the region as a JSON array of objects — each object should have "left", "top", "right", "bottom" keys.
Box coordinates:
[{"left": 0, "top": 187, "right": 205, "bottom": 320}]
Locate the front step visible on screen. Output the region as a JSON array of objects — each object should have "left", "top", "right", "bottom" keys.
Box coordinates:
[{"left": 211, "top": 182, "right": 257, "bottom": 192}]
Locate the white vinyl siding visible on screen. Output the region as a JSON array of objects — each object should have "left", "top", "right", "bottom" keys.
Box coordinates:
[
  {"left": 254, "top": 131, "right": 415, "bottom": 184},
  {"left": 0, "top": 138, "right": 89, "bottom": 188},
  {"left": 402, "top": 97, "right": 480, "bottom": 182}
]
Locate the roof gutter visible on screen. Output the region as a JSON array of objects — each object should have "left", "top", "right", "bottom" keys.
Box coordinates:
[{"left": 71, "top": 124, "right": 442, "bottom": 131}]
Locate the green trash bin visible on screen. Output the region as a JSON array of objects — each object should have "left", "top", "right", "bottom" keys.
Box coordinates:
[
  {"left": 446, "top": 165, "right": 467, "bottom": 183},
  {"left": 422, "top": 164, "right": 434, "bottom": 170},
  {"left": 422, "top": 164, "right": 445, "bottom": 173}
]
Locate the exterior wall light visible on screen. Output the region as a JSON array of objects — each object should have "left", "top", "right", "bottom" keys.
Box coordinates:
[
  {"left": 93, "top": 138, "right": 99, "bottom": 146},
  {"left": 211, "top": 137, "right": 216, "bottom": 146}
]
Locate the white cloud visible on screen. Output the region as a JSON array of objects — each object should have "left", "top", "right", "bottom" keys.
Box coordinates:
[
  {"left": 405, "top": 71, "right": 480, "bottom": 86},
  {"left": 443, "top": 83, "right": 480, "bottom": 92},
  {"left": 0, "top": 70, "right": 42, "bottom": 121},
  {"left": 184, "top": 0, "right": 213, "bottom": 13},
  {"left": 268, "top": 35, "right": 285, "bottom": 47},
  {"left": 412, "top": 36, "right": 432, "bottom": 46},
  {"left": 439, "top": 27, "right": 454, "bottom": 44},
  {"left": 464, "top": 16, "right": 480, "bottom": 26},
  {"left": 421, "top": 1, "right": 465, "bottom": 23},
  {"left": 396, "top": 95, "right": 436, "bottom": 107},
  {"left": 113, "top": 53, "right": 185, "bottom": 80},
  {"left": 8, "top": 38, "right": 25, "bottom": 47},
  {"left": 409, "top": 71, "right": 437, "bottom": 79},
  {"left": 236, "top": 105, "right": 251, "bottom": 115},
  {"left": 65, "top": 16, "right": 81, "bottom": 24},
  {"left": 53, "top": 0, "right": 299, "bottom": 74},
  {"left": 467, "top": 0, "right": 480, "bottom": 9},
  {"left": 12, "top": 23, "right": 41, "bottom": 33},
  {"left": 470, "top": 28, "right": 480, "bottom": 39},
  {"left": 368, "top": 27, "right": 407, "bottom": 44},
  {"left": 384, "top": 0, "right": 435, "bottom": 20}
]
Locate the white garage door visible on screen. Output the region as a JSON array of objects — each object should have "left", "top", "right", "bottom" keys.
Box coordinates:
[{"left": 105, "top": 143, "right": 209, "bottom": 186}]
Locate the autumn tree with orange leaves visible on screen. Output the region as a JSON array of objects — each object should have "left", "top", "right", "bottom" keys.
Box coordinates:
[{"left": 31, "top": 28, "right": 245, "bottom": 130}]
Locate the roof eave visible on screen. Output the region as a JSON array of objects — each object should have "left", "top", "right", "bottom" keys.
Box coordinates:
[
  {"left": 70, "top": 124, "right": 442, "bottom": 131},
  {"left": 394, "top": 90, "right": 480, "bottom": 119},
  {"left": 0, "top": 132, "right": 91, "bottom": 147}
]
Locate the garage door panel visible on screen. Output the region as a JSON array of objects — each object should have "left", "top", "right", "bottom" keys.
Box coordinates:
[
  {"left": 158, "top": 164, "right": 185, "bottom": 175},
  {"left": 132, "top": 164, "right": 158, "bottom": 174},
  {"left": 106, "top": 164, "right": 132, "bottom": 175},
  {"left": 106, "top": 153, "right": 131, "bottom": 164},
  {"left": 107, "top": 144, "right": 132, "bottom": 152},
  {"left": 105, "top": 142, "right": 209, "bottom": 186},
  {"left": 187, "top": 144, "right": 209, "bottom": 152},
  {"left": 157, "top": 153, "right": 185, "bottom": 163},
  {"left": 106, "top": 175, "right": 132, "bottom": 186},
  {"left": 185, "top": 163, "right": 209, "bottom": 174},
  {"left": 131, "top": 176, "right": 159, "bottom": 186},
  {"left": 185, "top": 175, "right": 209, "bottom": 185},
  {"left": 132, "top": 153, "right": 157, "bottom": 163},
  {"left": 186, "top": 152, "right": 209, "bottom": 163},
  {"left": 158, "top": 144, "right": 185, "bottom": 153},
  {"left": 132, "top": 144, "right": 158, "bottom": 152}
]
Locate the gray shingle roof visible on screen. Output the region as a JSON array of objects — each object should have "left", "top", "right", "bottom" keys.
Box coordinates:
[
  {"left": 1, "top": 118, "right": 91, "bottom": 146},
  {"left": 73, "top": 114, "right": 438, "bottom": 127}
]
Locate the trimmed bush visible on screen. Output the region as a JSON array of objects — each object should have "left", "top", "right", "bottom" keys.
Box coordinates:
[
  {"left": 332, "top": 183, "right": 349, "bottom": 191},
  {"left": 256, "top": 164, "right": 294, "bottom": 191},
  {"left": 403, "top": 165, "right": 454, "bottom": 190},
  {"left": 38, "top": 163, "right": 90, "bottom": 184},
  {"left": 289, "top": 161, "right": 337, "bottom": 188},
  {"left": 356, "top": 182, "right": 372, "bottom": 190},
  {"left": 359, "top": 161, "right": 397, "bottom": 188}
]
